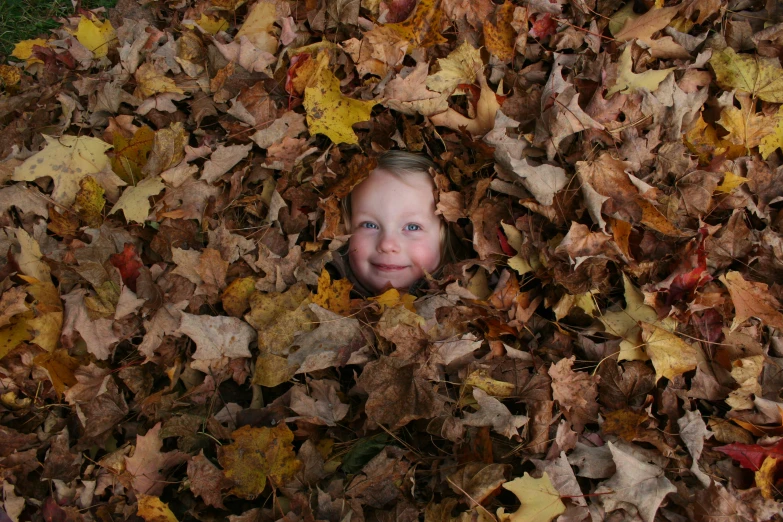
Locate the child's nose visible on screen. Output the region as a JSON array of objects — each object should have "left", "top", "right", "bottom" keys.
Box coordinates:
[{"left": 378, "top": 231, "right": 401, "bottom": 253}]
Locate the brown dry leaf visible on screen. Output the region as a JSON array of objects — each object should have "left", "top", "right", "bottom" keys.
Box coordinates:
[
  {"left": 124, "top": 423, "right": 188, "bottom": 496},
  {"left": 549, "top": 356, "right": 598, "bottom": 433},
  {"left": 187, "top": 451, "right": 230, "bottom": 509},
  {"left": 595, "top": 442, "right": 676, "bottom": 522},
  {"left": 720, "top": 271, "right": 783, "bottom": 331},
  {"left": 462, "top": 388, "right": 528, "bottom": 438},
  {"left": 357, "top": 356, "right": 446, "bottom": 429}
]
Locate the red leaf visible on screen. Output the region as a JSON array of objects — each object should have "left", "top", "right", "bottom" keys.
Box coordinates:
[
  {"left": 496, "top": 226, "right": 516, "bottom": 257},
  {"left": 715, "top": 439, "right": 783, "bottom": 470},
  {"left": 110, "top": 243, "right": 143, "bottom": 292},
  {"left": 530, "top": 14, "right": 558, "bottom": 39}
]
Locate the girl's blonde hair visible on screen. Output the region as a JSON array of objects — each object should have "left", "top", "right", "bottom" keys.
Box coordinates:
[{"left": 342, "top": 151, "right": 459, "bottom": 264}]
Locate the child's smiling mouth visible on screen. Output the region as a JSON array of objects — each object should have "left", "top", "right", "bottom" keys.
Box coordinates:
[{"left": 372, "top": 263, "right": 408, "bottom": 271}]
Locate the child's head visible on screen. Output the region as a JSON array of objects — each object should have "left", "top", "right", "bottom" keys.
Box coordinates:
[{"left": 345, "top": 151, "right": 444, "bottom": 294}]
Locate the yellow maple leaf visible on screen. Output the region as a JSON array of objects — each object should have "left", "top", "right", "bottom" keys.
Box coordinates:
[
  {"left": 109, "top": 176, "right": 165, "bottom": 224},
  {"left": 710, "top": 47, "right": 783, "bottom": 103},
  {"left": 312, "top": 269, "right": 352, "bottom": 316},
  {"left": 369, "top": 288, "right": 416, "bottom": 313},
  {"left": 598, "top": 273, "right": 676, "bottom": 361},
  {"left": 219, "top": 424, "right": 301, "bottom": 499},
  {"left": 387, "top": 0, "right": 447, "bottom": 49},
  {"left": 303, "top": 55, "right": 376, "bottom": 145},
  {"left": 137, "top": 495, "right": 178, "bottom": 522},
  {"left": 0, "top": 312, "right": 33, "bottom": 361},
  {"left": 183, "top": 14, "right": 229, "bottom": 35},
  {"left": 717, "top": 93, "right": 777, "bottom": 151},
  {"left": 607, "top": 46, "right": 675, "bottom": 98},
  {"left": 756, "top": 455, "right": 779, "bottom": 499},
  {"left": 11, "top": 38, "right": 49, "bottom": 64},
  {"left": 483, "top": 1, "right": 517, "bottom": 63},
  {"left": 73, "top": 176, "right": 105, "bottom": 227},
  {"left": 235, "top": 0, "right": 279, "bottom": 54},
  {"left": 759, "top": 106, "right": 783, "bottom": 159},
  {"left": 715, "top": 171, "right": 749, "bottom": 194},
  {"left": 221, "top": 277, "right": 257, "bottom": 317},
  {"left": 497, "top": 472, "right": 566, "bottom": 522},
  {"left": 112, "top": 125, "right": 155, "bottom": 185},
  {"left": 12, "top": 135, "right": 112, "bottom": 206},
  {"left": 426, "top": 41, "right": 482, "bottom": 94},
  {"left": 72, "top": 16, "right": 116, "bottom": 58},
  {"left": 640, "top": 322, "right": 700, "bottom": 382},
  {"left": 0, "top": 65, "right": 21, "bottom": 88},
  {"left": 134, "top": 62, "right": 185, "bottom": 99},
  {"left": 465, "top": 369, "right": 515, "bottom": 398},
  {"left": 33, "top": 349, "right": 78, "bottom": 398}
]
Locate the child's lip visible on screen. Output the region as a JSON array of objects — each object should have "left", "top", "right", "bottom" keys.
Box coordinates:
[{"left": 372, "top": 263, "right": 408, "bottom": 271}]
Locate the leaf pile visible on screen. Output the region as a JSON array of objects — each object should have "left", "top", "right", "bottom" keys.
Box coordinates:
[{"left": 1, "top": 0, "right": 783, "bottom": 521}]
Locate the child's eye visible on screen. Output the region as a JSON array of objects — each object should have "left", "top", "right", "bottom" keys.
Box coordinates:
[
  {"left": 404, "top": 224, "right": 421, "bottom": 231},
  {"left": 360, "top": 222, "right": 379, "bottom": 229}
]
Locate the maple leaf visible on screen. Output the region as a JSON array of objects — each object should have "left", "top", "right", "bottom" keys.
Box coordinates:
[
  {"left": 716, "top": 439, "right": 783, "bottom": 471},
  {"left": 717, "top": 93, "right": 778, "bottom": 150},
  {"left": 111, "top": 125, "right": 154, "bottom": 185},
  {"left": 137, "top": 495, "right": 178, "bottom": 522},
  {"left": 124, "top": 423, "right": 188, "bottom": 496},
  {"left": 109, "top": 243, "right": 143, "bottom": 292},
  {"left": 12, "top": 135, "right": 112, "bottom": 206},
  {"left": 462, "top": 388, "right": 528, "bottom": 438},
  {"left": 640, "top": 322, "right": 700, "bottom": 382},
  {"left": 219, "top": 424, "right": 301, "bottom": 499},
  {"left": 607, "top": 46, "right": 675, "bottom": 98},
  {"left": 595, "top": 442, "right": 676, "bottom": 522},
  {"left": 311, "top": 269, "right": 352, "bottom": 316},
  {"left": 109, "top": 176, "right": 166, "bottom": 224},
  {"left": 497, "top": 472, "right": 566, "bottom": 522},
  {"left": 303, "top": 54, "right": 376, "bottom": 145},
  {"left": 710, "top": 47, "right": 783, "bottom": 103},
  {"left": 71, "top": 16, "right": 116, "bottom": 58},
  {"left": 720, "top": 271, "right": 783, "bottom": 331}
]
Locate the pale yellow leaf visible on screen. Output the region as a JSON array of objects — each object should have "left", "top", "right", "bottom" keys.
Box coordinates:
[
  {"left": 72, "top": 16, "right": 116, "bottom": 58},
  {"left": 607, "top": 46, "right": 675, "bottom": 97},
  {"left": 109, "top": 176, "right": 166, "bottom": 224},
  {"left": 497, "top": 472, "right": 566, "bottom": 522}
]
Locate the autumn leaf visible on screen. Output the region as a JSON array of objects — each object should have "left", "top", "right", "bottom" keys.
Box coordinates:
[
  {"left": 137, "top": 495, "right": 178, "bottom": 522},
  {"left": 111, "top": 126, "right": 155, "bottom": 185},
  {"left": 716, "top": 439, "right": 783, "bottom": 471},
  {"left": 109, "top": 176, "right": 165, "bottom": 224},
  {"left": 219, "top": 424, "right": 301, "bottom": 499},
  {"left": 607, "top": 46, "right": 675, "bottom": 97},
  {"left": 12, "top": 135, "right": 112, "bottom": 206},
  {"left": 303, "top": 54, "right": 376, "bottom": 145},
  {"left": 710, "top": 47, "right": 783, "bottom": 102},
  {"left": 311, "top": 269, "right": 352, "bottom": 316},
  {"left": 72, "top": 16, "right": 116, "bottom": 58},
  {"left": 640, "top": 322, "right": 700, "bottom": 382},
  {"left": 497, "top": 472, "right": 566, "bottom": 522}
]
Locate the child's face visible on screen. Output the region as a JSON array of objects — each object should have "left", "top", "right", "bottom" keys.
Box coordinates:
[{"left": 348, "top": 169, "right": 442, "bottom": 293}]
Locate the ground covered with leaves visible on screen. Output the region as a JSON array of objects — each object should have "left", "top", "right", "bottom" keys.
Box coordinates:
[{"left": 1, "top": 0, "right": 783, "bottom": 520}]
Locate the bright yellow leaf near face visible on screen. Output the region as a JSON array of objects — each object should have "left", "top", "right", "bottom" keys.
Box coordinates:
[
  {"left": 72, "top": 16, "right": 116, "bottom": 58},
  {"left": 303, "top": 57, "right": 376, "bottom": 145},
  {"left": 12, "top": 135, "right": 112, "bottom": 206},
  {"left": 312, "top": 269, "right": 352, "bottom": 316},
  {"left": 497, "top": 472, "right": 566, "bottom": 522}
]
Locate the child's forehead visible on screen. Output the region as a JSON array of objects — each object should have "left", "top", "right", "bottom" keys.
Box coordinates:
[{"left": 361, "top": 168, "right": 434, "bottom": 190}]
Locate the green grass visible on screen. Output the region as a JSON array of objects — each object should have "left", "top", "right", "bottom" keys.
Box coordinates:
[{"left": 0, "top": 0, "right": 118, "bottom": 58}]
